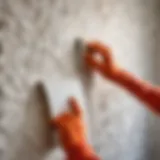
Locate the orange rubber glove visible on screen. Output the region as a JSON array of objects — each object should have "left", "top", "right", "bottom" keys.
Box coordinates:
[
  {"left": 84, "top": 41, "right": 160, "bottom": 114},
  {"left": 50, "top": 98, "right": 100, "bottom": 160}
]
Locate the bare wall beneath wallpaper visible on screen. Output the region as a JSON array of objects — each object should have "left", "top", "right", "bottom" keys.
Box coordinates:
[{"left": 0, "top": 0, "right": 159, "bottom": 160}]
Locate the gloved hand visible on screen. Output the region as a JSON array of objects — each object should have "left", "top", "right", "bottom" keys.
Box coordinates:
[
  {"left": 84, "top": 41, "right": 160, "bottom": 115},
  {"left": 84, "top": 41, "right": 120, "bottom": 79},
  {"left": 50, "top": 98, "right": 99, "bottom": 160}
]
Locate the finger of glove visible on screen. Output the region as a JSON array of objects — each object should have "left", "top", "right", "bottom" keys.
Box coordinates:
[
  {"left": 68, "top": 97, "right": 82, "bottom": 117},
  {"left": 87, "top": 41, "right": 112, "bottom": 63}
]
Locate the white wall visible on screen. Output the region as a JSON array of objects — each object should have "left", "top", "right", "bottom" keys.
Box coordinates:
[
  {"left": 0, "top": 0, "right": 159, "bottom": 160},
  {"left": 146, "top": 3, "right": 160, "bottom": 159}
]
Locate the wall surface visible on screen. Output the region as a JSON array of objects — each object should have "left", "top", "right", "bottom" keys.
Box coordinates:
[{"left": 0, "top": 0, "right": 160, "bottom": 160}]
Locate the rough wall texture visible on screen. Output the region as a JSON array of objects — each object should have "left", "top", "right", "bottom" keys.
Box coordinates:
[{"left": 0, "top": 0, "right": 160, "bottom": 160}]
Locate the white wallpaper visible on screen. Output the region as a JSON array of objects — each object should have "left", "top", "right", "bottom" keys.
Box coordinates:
[{"left": 0, "top": 0, "right": 159, "bottom": 160}]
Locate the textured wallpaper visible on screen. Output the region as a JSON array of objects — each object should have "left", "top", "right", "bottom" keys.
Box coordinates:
[{"left": 0, "top": 0, "right": 159, "bottom": 160}]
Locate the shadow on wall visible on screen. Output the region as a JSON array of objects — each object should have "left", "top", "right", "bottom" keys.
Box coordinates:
[{"left": 13, "top": 83, "right": 53, "bottom": 160}]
